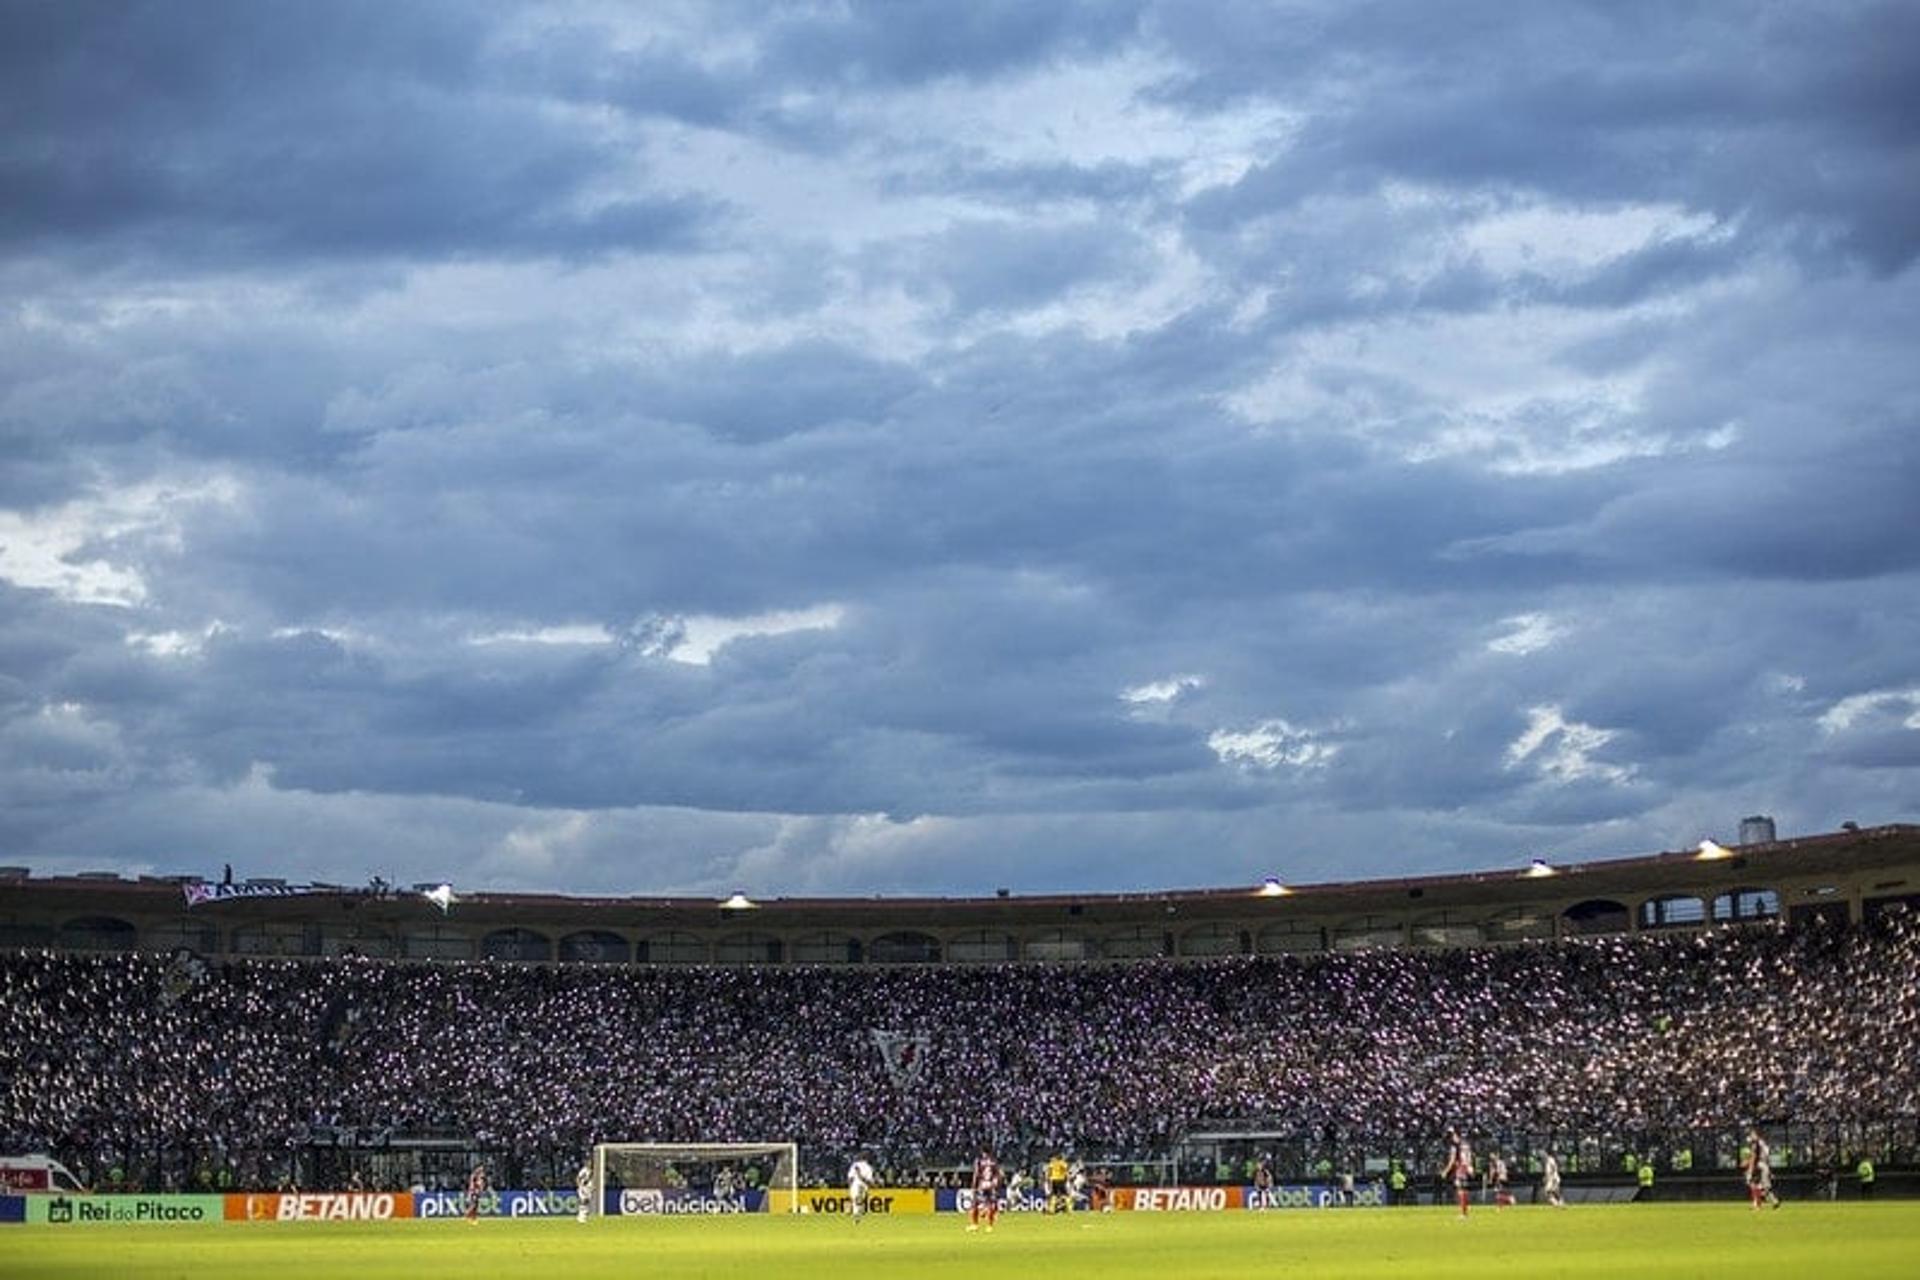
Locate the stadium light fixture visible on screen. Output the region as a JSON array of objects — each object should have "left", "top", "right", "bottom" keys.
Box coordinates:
[
  {"left": 1524, "top": 858, "right": 1557, "bottom": 878},
  {"left": 720, "top": 890, "right": 757, "bottom": 910},
  {"left": 422, "top": 883, "right": 455, "bottom": 914},
  {"left": 1696, "top": 839, "right": 1734, "bottom": 861},
  {"left": 1257, "top": 877, "right": 1292, "bottom": 897}
]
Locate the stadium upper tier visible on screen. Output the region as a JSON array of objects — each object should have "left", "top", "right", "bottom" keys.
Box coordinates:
[
  {"left": 2, "top": 823, "right": 1916, "bottom": 966},
  {"left": 4, "top": 914, "right": 1919, "bottom": 1173}
]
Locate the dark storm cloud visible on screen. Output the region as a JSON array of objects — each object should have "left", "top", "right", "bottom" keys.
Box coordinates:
[
  {"left": 643, "top": 341, "right": 924, "bottom": 443},
  {"left": 883, "top": 156, "right": 1167, "bottom": 208},
  {"left": 764, "top": 0, "right": 1146, "bottom": 86},
  {"left": 1163, "top": 0, "right": 1920, "bottom": 270},
  {"left": 0, "top": 0, "right": 720, "bottom": 265},
  {"left": 916, "top": 218, "right": 1154, "bottom": 314},
  {"left": 1, "top": 1, "right": 1915, "bottom": 893}
]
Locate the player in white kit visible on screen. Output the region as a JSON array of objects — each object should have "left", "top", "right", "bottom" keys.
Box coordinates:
[{"left": 848, "top": 1152, "right": 878, "bottom": 1221}]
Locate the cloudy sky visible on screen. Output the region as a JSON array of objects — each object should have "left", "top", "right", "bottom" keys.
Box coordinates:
[{"left": 3, "top": 1, "right": 1917, "bottom": 897}]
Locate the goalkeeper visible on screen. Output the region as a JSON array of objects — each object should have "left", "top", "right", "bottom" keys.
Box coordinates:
[{"left": 576, "top": 1159, "right": 593, "bottom": 1223}]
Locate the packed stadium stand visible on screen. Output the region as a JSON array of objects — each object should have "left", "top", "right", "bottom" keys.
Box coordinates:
[{"left": 2, "top": 823, "right": 1917, "bottom": 1196}]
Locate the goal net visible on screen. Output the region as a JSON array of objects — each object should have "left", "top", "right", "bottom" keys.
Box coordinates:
[{"left": 588, "top": 1142, "right": 799, "bottom": 1217}]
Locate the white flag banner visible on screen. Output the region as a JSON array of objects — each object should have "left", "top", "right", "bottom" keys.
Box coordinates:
[
  {"left": 184, "top": 881, "right": 336, "bottom": 907},
  {"left": 870, "top": 1029, "right": 931, "bottom": 1092}
]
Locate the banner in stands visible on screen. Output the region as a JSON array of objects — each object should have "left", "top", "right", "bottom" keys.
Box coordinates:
[
  {"left": 415, "top": 1189, "right": 582, "bottom": 1219},
  {"left": 224, "top": 1192, "right": 414, "bottom": 1221},
  {"left": 605, "top": 1188, "right": 768, "bottom": 1216},
  {"left": 184, "top": 882, "right": 342, "bottom": 907},
  {"left": 772, "top": 1187, "right": 934, "bottom": 1215},
  {"left": 31, "top": 1195, "right": 224, "bottom": 1225},
  {"left": 869, "top": 1029, "right": 931, "bottom": 1091}
]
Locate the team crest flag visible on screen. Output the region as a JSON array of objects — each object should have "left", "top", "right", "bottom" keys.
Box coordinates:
[{"left": 870, "top": 1029, "right": 931, "bottom": 1091}]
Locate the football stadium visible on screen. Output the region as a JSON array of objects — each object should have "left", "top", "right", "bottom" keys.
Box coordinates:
[
  {"left": 4, "top": 821, "right": 1919, "bottom": 1277},
  {"left": 8, "top": 3, "right": 1920, "bottom": 1278}
]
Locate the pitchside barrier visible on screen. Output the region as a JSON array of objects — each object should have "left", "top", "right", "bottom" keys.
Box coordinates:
[
  {"left": 13, "top": 1195, "right": 226, "bottom": 1225},
  {"left": 417, "top": 1189, "right": 584, "bottom": 1219},
  {"left": 769, "top": 1188, "right": 936, "bottom": 1215},
  {"left": 941, "top": 1183, "right": 1387, "bottom": 1212},
  {"left": 227, "top": 1192, "right": 416, "bottom": 1221},
  {"left": 602, "top": 1188, "right": 770, "bottom": 1216},
  {"left": 72, "top": 1177, "right": 1920, "bottom": 1225}
]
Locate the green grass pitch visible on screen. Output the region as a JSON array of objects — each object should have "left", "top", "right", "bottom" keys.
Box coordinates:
[{"left": 7, "top": 1203, "right": 1919, "bottom": 1279}]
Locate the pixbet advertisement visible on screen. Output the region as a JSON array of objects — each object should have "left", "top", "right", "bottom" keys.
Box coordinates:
[
  {"left": 1242, "top": 1182, "right": 1387, "bottom": 1210},
  {"left": 416, "top": 1189, "right": 583, "bottom": 1218}
]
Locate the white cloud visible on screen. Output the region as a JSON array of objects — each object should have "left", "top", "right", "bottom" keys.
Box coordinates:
[
  {"left": 1209, "top": 719, "right": 1338, "bottom": 771},
  {"left": 1121, "top": 673, "right": 1206, "bottom": 705},
  {"left": 1487, "top": 613, "right": 1567, "bottom": 656},
  {"left": 727, "top": 811, "right": 956, "bottom": 894},
  {"left": 666, "top": 604, "right": 846, "bottom": 665},
  {"left": 127, "top": 622, "right": 229, "bottom": 658},
  {"left": 490, "top": 811, "right": 593, "bottom": 876},
  {"left": 0, "top": 475, "right": 238, "bottom": 607},
  {"left": 1461, "top": 200, "right": 1726, "bottom": 279},
  {"left": 468, "top": 605, "right": 844, "bottom": 664},
  {"left": 469, "top": 624, "right": 616, "bottom": 648},
  {"left": 1504, "top": 704, "right": 1634, "bottom": 784},
  {"left": 1818, "top": 687, "right": 1920, "bottom": 735}
]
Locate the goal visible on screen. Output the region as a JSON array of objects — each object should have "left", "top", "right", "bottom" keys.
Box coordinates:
[{"left": 588, "top": 1142, "right": 800, "bottom": 1217}]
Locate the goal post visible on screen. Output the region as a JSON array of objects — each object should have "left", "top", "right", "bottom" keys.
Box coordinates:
[{"left": 589, "top": 1142, "right": 800, "bottom": 1217}]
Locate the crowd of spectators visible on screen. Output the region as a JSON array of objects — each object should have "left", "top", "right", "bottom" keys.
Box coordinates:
[{"left": 2, "top": 913, "right": 1916, "bottom": 1190}]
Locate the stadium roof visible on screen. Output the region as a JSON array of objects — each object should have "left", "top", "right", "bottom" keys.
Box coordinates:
[{"left": 4, "top": 823, "right": 1916, "bottom": 935}]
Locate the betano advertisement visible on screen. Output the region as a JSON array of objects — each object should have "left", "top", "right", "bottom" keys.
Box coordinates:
[{"left": 227, "top": 1192, "right": 415, "bottom": 1221}]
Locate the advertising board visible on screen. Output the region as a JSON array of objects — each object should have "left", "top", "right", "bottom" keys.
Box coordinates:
[
  {"left": 30, "top": 1195, "right": 225, "bottom": 1225},
  {"left": 224, "top": 1192, "right": 414, "bottom": 1221},
  {"left": 770, "top": 1187, "right": 934, "bottom": 1215}
]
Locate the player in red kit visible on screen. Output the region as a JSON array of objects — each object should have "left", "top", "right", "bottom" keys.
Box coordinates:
[
  {"left": 464, "top": 1161, "right": 488, "bottom": 1224},
  {"left": 1743, "top": 1129, "right": 1780, "bottom": 1210},
  {"left": 1486, "top": 1150, "right": 1513, "bottom": 1208},
  {"left": 967, "top": 1149, "right": 1002, "bottom": 1232},
  {"left": 1440, "top": 1130, "right": 1473, "bottom": 1219}
]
